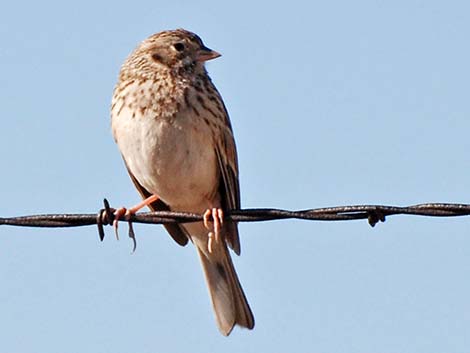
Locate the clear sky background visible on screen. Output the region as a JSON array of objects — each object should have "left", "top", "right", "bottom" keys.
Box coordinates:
[{"left": 1, "top": 0, "right": 469, "bottom": 352}]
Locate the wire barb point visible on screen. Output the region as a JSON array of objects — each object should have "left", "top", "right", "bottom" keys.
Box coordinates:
[{"left": 368, "top": 210, "right": 386, "bottom": 227}]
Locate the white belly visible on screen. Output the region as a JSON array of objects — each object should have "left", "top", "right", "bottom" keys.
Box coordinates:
[{"left": 112, "top": 106, "right": 219, "bottom": 211}]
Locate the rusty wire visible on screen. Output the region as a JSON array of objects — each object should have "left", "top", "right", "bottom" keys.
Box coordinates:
[
  {"left": 1, "top": 199, "right": 470, "bottom": 234},
  {"left": 2, "top": 199, "right": 470, "bottom": 252}
]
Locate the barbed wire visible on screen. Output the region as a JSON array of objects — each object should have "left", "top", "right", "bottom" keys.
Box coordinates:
[
  {"left": 2, "top": 199, "right": 470, "bottom": 244},
  {"left": 2, "top": 199, "right": 470, "bottom": 228}
]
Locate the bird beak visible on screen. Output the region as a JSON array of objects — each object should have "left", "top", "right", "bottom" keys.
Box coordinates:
[{"left": 197, "top": 46, "right": 221, "bottom": 62}]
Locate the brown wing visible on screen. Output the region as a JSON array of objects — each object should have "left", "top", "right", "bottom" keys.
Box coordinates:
[
  {"left": 125, "top": 162, "right": 189, "bottom": 246},
  {"left": 214, "top": 108, "right": 242, "bottom": 255}
]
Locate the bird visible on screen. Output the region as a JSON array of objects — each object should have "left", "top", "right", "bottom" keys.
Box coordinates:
[{"left": 110, "top": 29, "right": 254, "bottom": 336}]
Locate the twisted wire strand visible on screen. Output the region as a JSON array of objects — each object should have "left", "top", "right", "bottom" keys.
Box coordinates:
[
  {"left": 1, "top": 200, "right": 469, "bottom": 228},
  {"left": 2, "top": 200, "right": 469, "bottom": 252}
]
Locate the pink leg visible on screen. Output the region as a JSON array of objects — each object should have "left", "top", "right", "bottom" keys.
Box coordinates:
[
  {"left": 204, "top": 208, "right": 224, "bottom": 253},
  {"left": 113, "top": 194, "right": 159, "bottom": 239}
]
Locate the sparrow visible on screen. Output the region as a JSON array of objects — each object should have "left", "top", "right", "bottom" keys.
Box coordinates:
[{"left": 110, "top": 29, "right": 254, "bottom": 335}]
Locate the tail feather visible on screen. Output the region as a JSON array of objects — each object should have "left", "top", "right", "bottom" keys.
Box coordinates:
[{"left": 196, "top": 246, "right": 254, "bottom": 335}]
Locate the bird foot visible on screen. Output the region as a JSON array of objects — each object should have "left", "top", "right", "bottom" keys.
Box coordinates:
[
  {"left": 112, "top": 194, "right": 160, "bottom": 251},
  {"left": 113, "top": 207, "right": 133, "bottom": 240},
  {"left": 204, "top": 208, "right": 224, "bottom": 253}
]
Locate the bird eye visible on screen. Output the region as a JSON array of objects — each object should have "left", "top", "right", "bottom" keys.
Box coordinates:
[
  {"left": 151, "top": 53, "right": 163, "bottom": 62},
  {"left": 173, "top": 42, "right": 185, "bottom": 52}
]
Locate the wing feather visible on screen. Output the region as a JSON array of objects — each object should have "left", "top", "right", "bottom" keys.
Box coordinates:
[{"left": 213, "top": 98, "right": 242, "bottom": 255}]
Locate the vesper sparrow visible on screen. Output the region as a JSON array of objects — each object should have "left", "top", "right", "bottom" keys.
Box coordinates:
[{"left": 111, "top": 29, "right": 254, "bottom": 335}]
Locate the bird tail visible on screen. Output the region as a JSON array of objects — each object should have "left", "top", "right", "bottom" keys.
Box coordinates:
[{"left": 196, "top": 245, "right": 254, "bottom": 336}]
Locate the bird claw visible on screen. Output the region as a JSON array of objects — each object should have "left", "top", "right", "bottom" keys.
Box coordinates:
[
  {"left": 128, "top": 221, "right": 137, "bottom": 253},
  {"left": 113, "top": 207, "right": 129, "bottom": 240},
  {"left": 204, "top": 208, "right": 224, "bottom": 253},
  {"left": 203, "top": 209, "right": 212, "bottom": 229},
  {"left": 208, "top": 231, "right": 215, "bottom": 253},
  {"left": 113, "top": 207, "right": 136, "bottom": 252}
]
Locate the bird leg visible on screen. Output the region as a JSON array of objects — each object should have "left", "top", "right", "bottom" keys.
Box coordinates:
[
  {"left": 113, "top": 194, "right": 159, "bottom": 240},
  {"left": 204, "top": 208, "right": 224, "bottom": 253}
]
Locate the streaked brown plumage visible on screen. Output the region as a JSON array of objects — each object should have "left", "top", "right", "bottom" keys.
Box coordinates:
[{"left": 110, "top": 29, "right": 254, "bottom": 335}]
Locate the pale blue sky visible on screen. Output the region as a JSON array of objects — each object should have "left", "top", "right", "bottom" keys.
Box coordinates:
[{"left": 1, "top": 0, "right": 470, "bottom": 352}]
